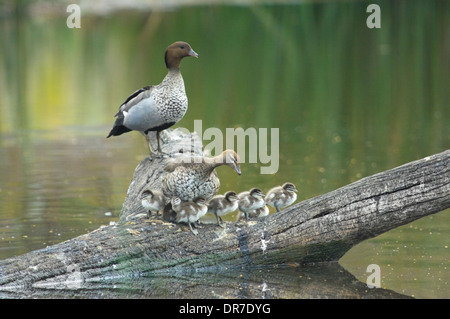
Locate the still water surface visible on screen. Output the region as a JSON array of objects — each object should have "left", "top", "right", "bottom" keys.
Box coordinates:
[{"left": 0, "top": 1, "right": 449, "bottom": 298}]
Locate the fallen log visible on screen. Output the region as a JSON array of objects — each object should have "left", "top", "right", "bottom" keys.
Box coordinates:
[{"left": 0, "top": 129, "right": 448, "bottom": 298}]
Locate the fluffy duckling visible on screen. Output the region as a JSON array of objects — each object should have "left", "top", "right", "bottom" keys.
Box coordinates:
[
  {"left": 140, "top": 189, "right": 167, "bottom": 218},
  {"left": 207, "top": 191, "right": 239, "bottom": 226},
  {"left": 238, "top": 188, "right": 265, "bottom": 220},
  {"left": 107, "top": 41, "right": 198, "bottom": 154},
  {"left": 162, "top": 150, "right": 241, "bottom": 202},
  {"left": 236, "top": 204, "right": 269, "bottom": 221},
  {"left": 172, "top": 197, "right": 208, "bottom": 235},
  {"left": 254, "top": 205, "right": 269, "bottom": 217},
  {"left": 265, "top": 182, "right": 298, "bottom": 212}
]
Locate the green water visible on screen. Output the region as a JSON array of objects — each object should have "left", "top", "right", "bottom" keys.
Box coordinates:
[{"left": 0, "top": 1, "right": 449, "bottom": 298}]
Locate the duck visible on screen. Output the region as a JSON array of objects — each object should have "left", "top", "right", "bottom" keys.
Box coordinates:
[
  {"left": 238, "top": 188, "right": 266, "bottom": 220},
  {"left": 162, "top": 150, "right": 241, "bottom": 202},
  {"left": 140, "top": 189, "right": 167, "bottom": 218},
  {"left": 207, "top": 191, "right": 239, "bottom": 225},
  {"left": 171, "top": 197, "right": 208, "bottom": 235},
  {"left": 265, "top": 182, "right": 298, "bottom": 212},
  {"left": 107, "top": 41, "right": 198, "bottom": 154}
]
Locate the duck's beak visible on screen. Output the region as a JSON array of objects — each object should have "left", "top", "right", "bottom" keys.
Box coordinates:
[
  {"left": 189, "top": 49, "right": 199, "bottom": 58},
  {"left": 235, "top": 165, "right": 241, "bottom": 175}
]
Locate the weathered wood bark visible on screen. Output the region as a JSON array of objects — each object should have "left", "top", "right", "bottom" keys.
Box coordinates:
[{"left": 0, "top": 129, "right": 448, "bottom": 298}]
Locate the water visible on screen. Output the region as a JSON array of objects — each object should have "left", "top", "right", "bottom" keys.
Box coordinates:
[{"left": 0, "top": 0, "right": 449, "bottom": 298}]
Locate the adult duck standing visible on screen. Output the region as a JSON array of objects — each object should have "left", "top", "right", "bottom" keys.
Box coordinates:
[{"left": 107, "top": 41, "right": 198, "bottom": 154}]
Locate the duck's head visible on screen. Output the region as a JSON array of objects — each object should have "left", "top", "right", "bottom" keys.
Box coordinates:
[
  {"left": 140, "top": 190, "right": 153, "bottom": 200},
  {"left": 283, "top": 183, "right": 298, "bottom": 193},
  {"left": 224, "top": 191, "right": 239, "bottom": 202},
  {"left": 165, "top": 41, "right": 198, "bottom": 69},
  {"left": 195, "top": 198, "right": 207, "bottom": 206},
  {"left": 221, "top": 150, "right": 241, "bottom": 175},
  {"left": 249, "top": 188, "right": 265, "bottom": 199}
]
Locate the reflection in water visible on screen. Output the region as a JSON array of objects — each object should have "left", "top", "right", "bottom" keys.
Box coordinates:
[
  {"left": 0, "top": 262, "right": 411, "bottom": 299},
  {"left": 0, "top": 129, "right": 145, "bottom": 257},
  {"left": 0, "top": 1, "right": 449, "bottom": 298}
]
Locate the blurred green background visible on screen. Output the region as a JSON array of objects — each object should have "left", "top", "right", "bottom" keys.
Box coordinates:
[{"left": 0, "top": 0, "right": 448, "bottom": 298}]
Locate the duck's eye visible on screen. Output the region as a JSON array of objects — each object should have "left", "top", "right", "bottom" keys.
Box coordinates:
[{"left": 180, "top": 45, "right": 185, "bottom": 49}]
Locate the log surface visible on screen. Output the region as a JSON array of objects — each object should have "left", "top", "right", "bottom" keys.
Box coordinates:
[{"left": 0, "top": 129, "right": 448, "bottom": 298}]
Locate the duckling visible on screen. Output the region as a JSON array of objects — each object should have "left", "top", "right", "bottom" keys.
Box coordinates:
[
  {"left": 162, "top": 150, "right": 241, "bottom": 202},
  {"left": 254, "top": 205, "right": 269, "bottom": 217},
  {"left": 207, "top": 191, "right": 239, "bottom": 226},
  {"left": 238, "top": 188, "right": 265, "bottom": 220},
  {"left": 265, "top": 182, "right": 298, "bottom": 212},
  {"left": 172, "top": 197, "right": 208, "bottom": 235},
  {"left": 236, "top": 204, "right": 269, "bottom": 221},
  {"left": 140, "top": 189, "right": 167, "bottom": 218},
  {"left": 107, "top": 41, "right": 198, "bottom": 154}
]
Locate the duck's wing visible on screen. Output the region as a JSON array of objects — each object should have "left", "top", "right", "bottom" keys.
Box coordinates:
[
  {"left": 115, "top": 85, "right": 153, "bottom": 116},
  {"left": 107, "top": 86, "right": 154, "bottom": 138}
]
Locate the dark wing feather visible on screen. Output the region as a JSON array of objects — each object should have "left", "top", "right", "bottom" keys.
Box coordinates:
[
  {"left": 114, "top": 85, "right": 153, "bottom": 116},
  {"left": 107, "top": 85, "right": 152, "bottom": 138}
]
